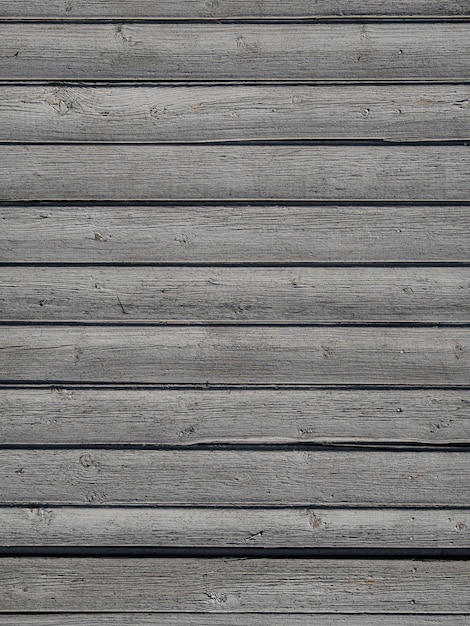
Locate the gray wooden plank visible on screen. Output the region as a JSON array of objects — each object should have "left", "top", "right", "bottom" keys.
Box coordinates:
[
  {"left": 2, "top": 388, "right": 469, "bottom": 446},
  {"left": 0, "top": 618, "right": 469, "bottom": 626},
  {"left": 1, "top": 23, "right": 469, "bottom": 81},
  {"left": 1, "top": 558, "right": 469, "bottom": 612},
  {"left": 1, "top": 326, "right": 468, "bottom": 385},
  {"left": 2, "top": 267, "right": 468, "bottom": 323},
  {"left": 1, "top": 204, "right": 468, "bottom": 264},
  {"left": 2, "top": 85, "right": 469, "bottom": 143},
  {"left": 1, "top": 507, "right": 469, "bottom": 548},
  {"left": 1, "top": 0, "right": 469, "bottom": 18},
  {"left": 0, "top": 449, "right": 469, "bottom": 506},
  {"left": 1, "top": 145, "right": 469, "bottom": 201}
]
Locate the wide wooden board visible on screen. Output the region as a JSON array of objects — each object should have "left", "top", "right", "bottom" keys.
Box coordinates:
[
  {"left": 1, "top": 558, "right": 469, "bottom": 612},
  {"left": 2, "top": 85, "right": 469, "bottom": 142},
  {"left": 0, "top": 617, "right": 468, "bottom": 625},
  {"left": 1, "top": 23, "right": 469, "bottom": 81},
  {"left": 1, "top": 0, "right": 469, "bottom": 18},
  {"left": 2, "top": 388, "right": 469, "bottom": 445},
  {"left": 1, "top": 204, "right": 468, "bottom": 264},
  {"left": 1, "top": 145, "right": 469, "bottom": 201},
  {"left": 1, "top": 267, "right": 468, "bottom": 323},
  {"left": 1, "top": 326, "right": 468, "bottom": 385},
  {"left": 1, "top": 507, "right": 469, "bottom": 548},
  {"left": 0, "top": 449, "right": 469, "bottom": 506}
]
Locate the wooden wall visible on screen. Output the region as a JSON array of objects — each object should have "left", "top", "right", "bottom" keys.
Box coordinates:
[{"left": 0, "top": 1, "right": 469, "bottom": 622}]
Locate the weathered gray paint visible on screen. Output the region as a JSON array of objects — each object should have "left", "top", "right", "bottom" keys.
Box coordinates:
[
  {"left": 1, "top": 204, "right": 468, "bottom": 264},
  {"left": 1, "top": 23, "right": 469, "bottom": 81},
  {"left": 1, "top": 388, "right": 468, "bottom": 446},
  {"left": 1, "top": 267, "right": 468, "bottom": 323},
  {"left": 1, "top": 558, "right": 469, "bottom": 613},
  {"left": 1, "top": 145, "right": 469, "bottom": 201},
  {"left": 1, "top": 507, "right": 469, "bottom": 548},
  {"left": 1, "top": 85, "right": 469, "bottom": 143},
  {"left": 1, "top": 449, "right": 469, "bottom": 506}
]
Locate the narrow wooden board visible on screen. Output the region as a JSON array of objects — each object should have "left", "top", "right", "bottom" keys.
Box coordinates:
[
  {"left": 1, "top": 145, "right": 469, "bottom": 201},
  {"left": 1, "top": 617, "right": 469, "bottom": 626},
  {"left": 1, "top": 23, "right": 469, "bottom": 81},
  {"left": 1, "top": 618, "right": 469, "bottom": 626},
  {"left": 1, "top": 0, "right": 469, "bottom": 18},
  {"left": 1, "top": 204, "right": 468, "bottom": 264},
  {"left": 1, "top": 507, "right": 469, "bottom": 548},
  {"left": 2, "top": 85, "right": 469, "bottom": 143},
  {"left": 2, "top": 267, "right": 469, "bottom": 323},
  {"left": 1, "top": 327, "right": 468, "bottom": 385},
  {"left": 1, "top": 558, "right": 469, "bottom": 612},
  {"left": 2, "top": 388, "right": 469, "bottom": 446},
  {"left": 1, "top": 449, "right": 469, "bottom": 506}
]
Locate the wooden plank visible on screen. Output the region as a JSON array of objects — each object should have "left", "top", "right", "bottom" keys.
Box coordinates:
[
  {"left": 0, "top": 618, "right": 469, "bottom": 626},
  {"left": 1, "top": 145, "right": 469, "bottom": 202},
  {"left": 2, "top": 388, "right": 469, "bottom": 446},
  {"left": 1, "top": 507, "right": 469, "bottom": 548},
  {"left": 1, "top": 618, "right": 469, "bottom": 626},
  {"left": 1, "top": 558, "right": 469, "bottom": 612},
  {"left": 0, "top": 449, "right": 469, "bottom": 506},
  {"left": 1, "top": 327, "right": 468, "bottom": 385},
  {"left": 1, "top": 0, "right": 469, "bottom": 19},
  {"left": 1, "top": 204, "right": 468, "bottom": 264},
  {"left": 1, "top": 85, "right": 469, "bottom": 143},
  {"left": 1, "top": 267, "right": 469, "bottom": 323},
  {"left": 1, "top": 23, "right": 469, "bottom": 81}
]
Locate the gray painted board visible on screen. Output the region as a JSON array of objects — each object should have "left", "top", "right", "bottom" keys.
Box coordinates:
[
  {"left": 1, "top": 507, "right": 469, "bottom": 548},
  {"left": 1, "top": 85, "right": 469, "bottom": 143},
  {"left": 0, "top": 558, "right": 469, "bottom": 612},
  {"left": 1, "top": 23, "right": 469, "bottom": 81},
  {"left": 1, "top": 145, "right": 469, "bottom": 201},
  {"left": 1, "top": 449, "right": 469, "bottom": 506},
  {"left": 2, "top": 388, "right": 469, "bottom": 446},
  {"left": 1, "top": 204, "right": 468, "bottom": 264},
  {"left": 1, "top": 267, "right": 469, "bottom": 323},
  {"left": 1, "top": 326, "right": 468, "bottom": 385},
  {"left": 1, "top": 0, "right": 469, "bottom": 18}
]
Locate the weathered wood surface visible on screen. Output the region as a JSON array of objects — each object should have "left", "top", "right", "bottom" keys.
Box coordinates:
[
  {"left": 0, "top": 618, "right": 469, "bottom": 626},
  {"left": 1, "top": 558, "right": 469, "bottom": 612},
  {"left": 1, "top": 24, "right": 469, "bottom": 81},
  {"left": 1, "top": 0, "right": 469, "bottom": 18},
  {"left": 2, "top": 204, "right": 468, "bottom": 264},
  {"left": 1, "top": 449, "right": 469, "bottom": 506},
  {"left": 2, "top": 388, "right": 469, "bottom": 446},
  {"left": 1, "top": 146, "right": 469, "bottom": 202},
  {"left": 2, "top": 85, "right": 469, "bottom": 143},
  {"left": 1, "top": 507, "right": 469, "bottom": 548},
  {"left": 1, "top": 327, "right": 468, "bottom": 385},
  {"left": 2, "top": 267, "right": 468, "bottom": 323}
]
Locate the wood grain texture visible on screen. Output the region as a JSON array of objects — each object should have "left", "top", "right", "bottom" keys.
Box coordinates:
[
  {"left": 1, "top": 85, "right": 469, "bottom": 143},
  {"left": 1, "top": 558, "right": 469, "bottom": 612},
  {"left": 2, "top": 267, "right": 469, "bottom": 323},
  {"left": 1, "top": 326, "right": 469, "bottom": 385},
  {"left": 1, "top": 145, "right": 469, "bottom": 202},
  {"left": 1, "top": 507, "right": 469, "bottom": 548},
  {"left": 1, "top": 0, "right": 469, "bottom": 18},
  {"left": 1, "top": 449, "right": 469, "bottom": 506},
  {"left": 2, "top": 204, "right": 469, "bottom": 264},
  {"left": 1, "top": 23, "right": 469, "bottom": 81},
  {"left": 2, "top": 388, "right": 469, "bottom": 446},
  {"left": 0, "top": 618, "right": 469, "bottom": 626}
]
